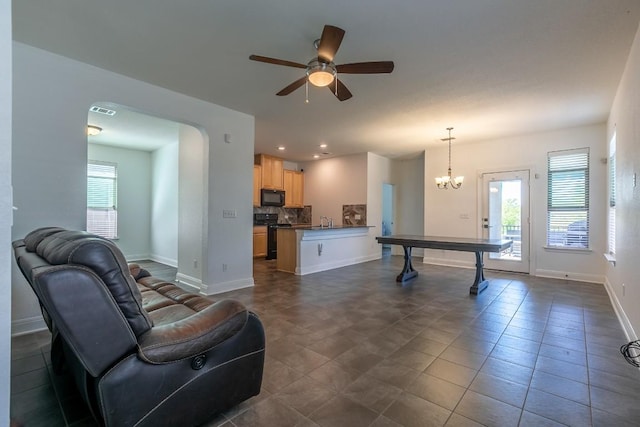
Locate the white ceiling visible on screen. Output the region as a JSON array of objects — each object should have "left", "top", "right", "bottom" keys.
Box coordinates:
[
  {"left": 88, "top": 104, "right": 180, "bottom": 151},
  {"left": 13, "top": 1, "right": 640, "bottom": 161}
]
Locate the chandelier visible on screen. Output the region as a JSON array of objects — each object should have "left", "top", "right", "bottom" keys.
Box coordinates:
[{"left": 435, "top": 127, "right": 464, "bottom": 189}]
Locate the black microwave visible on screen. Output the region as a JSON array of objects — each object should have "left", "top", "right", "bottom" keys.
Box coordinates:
[{"left": 261, "top": 189, "right": 285, "bottom": 207}]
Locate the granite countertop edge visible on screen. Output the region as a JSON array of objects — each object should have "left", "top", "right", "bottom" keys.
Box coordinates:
[{"left": 281, "top": 224, "right": 374, "bottom": 230}]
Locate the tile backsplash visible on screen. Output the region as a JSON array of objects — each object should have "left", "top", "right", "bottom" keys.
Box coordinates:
[
  {"left": 343, "top": 204, "right": 367, "bottom": 225},
  {"left": 253, "top": 206, "right": 311, "bottom": 224}
]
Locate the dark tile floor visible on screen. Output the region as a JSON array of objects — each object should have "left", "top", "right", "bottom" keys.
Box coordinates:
[{"left": 11, "top": 255, "right": 640, "bottom": 426}]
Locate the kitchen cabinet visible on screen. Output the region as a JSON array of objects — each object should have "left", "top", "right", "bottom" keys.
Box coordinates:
[
  {"left": 283, "top": 169, "right": 304, "bottom": 208},
  {"left": 253, "top": 165, "right": 262, "bottom": 207},
  {"left": 253, "top": 226, "right": 267, "bottom": 258},
  {"left": 254, "top": 154, "right": 283, "bottom": 190}
]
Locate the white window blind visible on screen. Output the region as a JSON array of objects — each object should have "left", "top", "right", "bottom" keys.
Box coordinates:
[
  {"left": 547, "top": 148, "right": 589, "bottom": 249},
  {"left": 87, "top": 160, "right": 118, "bottom": 239},
  {"left": 608, "top": 134, "right": 616, "bottom": 255}
]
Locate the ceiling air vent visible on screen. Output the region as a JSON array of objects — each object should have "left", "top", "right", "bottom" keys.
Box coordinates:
[{"left": 89, "top": 106, "right": 116, "bottom": 116}]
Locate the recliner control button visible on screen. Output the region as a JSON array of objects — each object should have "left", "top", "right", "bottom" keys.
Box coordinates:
[{"left": 191, "top": 354, "right": 206, "bottom": 370}]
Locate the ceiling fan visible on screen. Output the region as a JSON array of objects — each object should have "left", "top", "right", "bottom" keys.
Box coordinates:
[{"left": 249, "top": 25, "right": 394, "bottom": 101}]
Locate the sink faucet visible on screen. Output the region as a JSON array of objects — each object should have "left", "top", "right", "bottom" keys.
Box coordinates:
[{"left": 320, "top": 216, "right": 333, "bottom": 228}]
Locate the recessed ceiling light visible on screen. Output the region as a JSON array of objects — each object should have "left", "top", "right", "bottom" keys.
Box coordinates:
[
  {"left": 313, "top": 154, "right": 320, "bottom": 159},
  {"left": 319, "top": 143, "right": 328, "bottom": 149},
  {"left": 277, "top": 146, "right": 285, "bottom": 151}
]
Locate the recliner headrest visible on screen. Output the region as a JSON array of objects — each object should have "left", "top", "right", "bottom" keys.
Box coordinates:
[{"left": 23, "top": 227, "right": 153, "bottom": 336}]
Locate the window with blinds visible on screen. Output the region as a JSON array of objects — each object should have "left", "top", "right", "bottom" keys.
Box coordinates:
[
  {"left": 87, "top": 160, "right": 118, "bottom": 239},
  {"left": 608, "top": 134, "right": 616, "bottom": 255},
  {"left": 547, "top": 148, "right": 589, "bottom": 249}
]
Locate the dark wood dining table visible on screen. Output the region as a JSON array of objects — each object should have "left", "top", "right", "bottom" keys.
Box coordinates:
[{"left": 376, "top": 235, "right": 513, "bottom": 294}]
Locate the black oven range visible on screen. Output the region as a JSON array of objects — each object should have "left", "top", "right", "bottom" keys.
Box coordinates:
[{"left": 254, "top": 213, "right": 291, "bottom": 260}]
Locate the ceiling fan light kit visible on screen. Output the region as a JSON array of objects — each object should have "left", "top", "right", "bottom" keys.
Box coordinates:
[
  {"left": 250, "top": 25, "right": 394, "bottom": 102},
  {"left": 306, "top": 60, "right": 336, "bottom": 87}
]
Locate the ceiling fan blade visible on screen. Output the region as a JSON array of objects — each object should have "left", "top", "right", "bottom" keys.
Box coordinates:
[
  {"left": 317, "top": 25, "right": 345, "bottom": 63},
  {"left": 276, "top": 76, "right": 307, "bottom": 96},
  {"left": 329, "top": 78, "right": 353, "bottom": 101},
  {"left": 336, "top": 61, "right": 395, "bottom": 74},
  {"left": 249, "top": 54, "right": 306, "bottom": 69}
]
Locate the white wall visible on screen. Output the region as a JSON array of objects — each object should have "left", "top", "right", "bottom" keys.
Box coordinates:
[
  {"left": 392, "top": 154, "right": 425, "bottom": 256},
  {"left": 178, "top": 124, "right": 207, "bottom": 289},
  {"left": 424, "top": 124, "right": 607, "bottom": 283},
  {"left": 302, "top": 153, "right": 419, "bottom": 260},
  {"left": 88, "top": 143, "right": 152, "bottom": 260},
  {"left": 606, "top": 23, "right": 640, "bottom": 340},
  {"left": 301, "top": 153, "right": 368, "bottom": 225},
  {"left": 151, "top": 141, "right": 178, "bottom": 266},
  {"left": 12, "top": 42, "right": 255, "bottom": 333},
  {"left": 366, "top": 153, "right": 393, "bottom": 258},
  {"left": 0, "top": 0, "right": 11, "bottom": 422}
]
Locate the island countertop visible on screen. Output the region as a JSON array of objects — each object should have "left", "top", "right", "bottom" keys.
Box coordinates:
[{"left": 286, "top": 224, "right": 373, "bottom": 230}]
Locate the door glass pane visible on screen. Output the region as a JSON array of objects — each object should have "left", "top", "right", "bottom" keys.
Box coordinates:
[{"left": 488, "top": 179, "right": 521, "bottom": 261}]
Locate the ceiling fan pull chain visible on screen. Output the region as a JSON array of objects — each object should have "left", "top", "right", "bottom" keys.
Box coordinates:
[
  {"left": 335, "top": 74, "right": 338, "bottom": 96},
  {"left": 305, "top": 79, "right": 309, "bottom": 103}
]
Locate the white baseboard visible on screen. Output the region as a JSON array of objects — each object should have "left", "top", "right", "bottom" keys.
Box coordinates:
[
  {"left": 12, "top": 315, "right": 47, "bottom": 336},
  {"left": 125, "top": 254, "right": 177, "bottom": 268},
  {"left": 200, "top": 277, "right": 255, "bottom": 296},
  {"left": 176, "top": 272, "right": 203, "bottom": 293},
  {"left": 422, "top": 257, "right": 475, "bottom": 270},
  {"left": 535, "top": 269, "right": 603, "bottom": 284},
  {"left": 423, "top": 258, "right": 605, "bottom": 286},
  {"left": 603, "top": 277, "right": 637, "bottom": 342},
  {"left": 296, "top": 254, "right": 380, "bottom": 276},
  {"left": 150, "top": 254, "right": 178, "bottom": 268},
  {"left": 124, "top": 253, "right": 150, "bottom": 262}
]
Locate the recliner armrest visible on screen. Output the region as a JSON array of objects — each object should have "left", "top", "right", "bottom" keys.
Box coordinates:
[{"left": 137, "top": 299, "right": 248, "bottom": 363}]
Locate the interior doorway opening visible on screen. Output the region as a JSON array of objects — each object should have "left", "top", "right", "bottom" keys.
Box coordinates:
[
  {"left": 382, "top": 183, "right": 394, "bottom": 256},
  {"left": 86, "top": 102, "right": 208, "bottom": 289}
]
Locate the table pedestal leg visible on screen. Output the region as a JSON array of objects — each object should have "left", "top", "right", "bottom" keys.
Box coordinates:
[
  {"left": 470, "top": 251, "right": 489, "bottom": 294},
  {"left": 396, "top": 246, "right": 418, "bottom": 282}
]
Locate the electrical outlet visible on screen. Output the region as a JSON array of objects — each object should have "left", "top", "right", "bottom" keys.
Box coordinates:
[
  {"left": 193, "top": 259, "right": 198, "bottom": 269},
  {"left": 222, "top": 263, "right": 228, "bottom": 272},
  {"left": 222, "top": 209, "right": 237, "bottom": 218}
]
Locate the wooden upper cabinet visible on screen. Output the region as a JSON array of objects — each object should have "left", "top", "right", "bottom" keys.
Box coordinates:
[
  {"left": 292, "top": 171, "right": 304, "bottom": 207},
  {"left": 283, "top": 170, "right": 294, "bottom": 207},
  {"left": 255, "top": 154, "right": 284, "bottom": 190},
  {"left": 283, "top": 169, "right": 304, "bottom": 208},
  {"left": 253, "top": 165, "right": 262, "bottom": 207}
]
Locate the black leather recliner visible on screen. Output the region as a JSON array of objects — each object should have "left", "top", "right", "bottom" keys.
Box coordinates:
[{"left": 13, "top": 227, "right": 265, "bottom": 426}]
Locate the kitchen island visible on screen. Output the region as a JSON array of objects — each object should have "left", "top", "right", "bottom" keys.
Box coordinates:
[{"left": 277, "top": 225, "right": 376, "bottom": 275}]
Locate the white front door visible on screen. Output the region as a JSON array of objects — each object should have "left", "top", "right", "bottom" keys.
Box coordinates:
[{"left": 481, "top": 170, "right": 530, "bottom": 273}]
